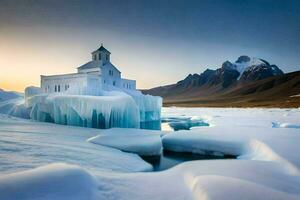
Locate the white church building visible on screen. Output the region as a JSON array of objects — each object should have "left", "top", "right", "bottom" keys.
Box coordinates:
[{"left": 40, "top": 45, "right": 136, "bottom": 95}]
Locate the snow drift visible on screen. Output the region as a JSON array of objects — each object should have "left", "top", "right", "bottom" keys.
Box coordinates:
[
  {"left": 0, "top": 163, "right": 100, "bottom": 200},
  {"left": 0, "top": 108, "right": 300, "bottom": 200},
  {"left": 88, "top": 128, "right": 163, "bottom": 156}
]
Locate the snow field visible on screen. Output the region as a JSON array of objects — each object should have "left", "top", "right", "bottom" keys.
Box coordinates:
[{"left": 0, "top": 108, "right": 300, "bottom": 199}]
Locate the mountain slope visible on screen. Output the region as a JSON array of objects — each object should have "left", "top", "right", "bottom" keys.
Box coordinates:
[
  {"left": 142, "top": 56, "right": 300, "bottom": 108},
  {"left": 0, "top": 89, "right": 22, "bottom": 102}
]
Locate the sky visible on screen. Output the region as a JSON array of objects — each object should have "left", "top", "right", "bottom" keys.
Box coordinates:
[{"left": 0, "top": 0, "right": 299, "bottom": 92}]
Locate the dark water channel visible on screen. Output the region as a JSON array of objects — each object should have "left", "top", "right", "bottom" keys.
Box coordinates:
[
  {"left": 141, "top": 150, "right": 236, "bottom": 171},
  {"left": 140, "top": 116, "right": 209, "bottom": 131}
]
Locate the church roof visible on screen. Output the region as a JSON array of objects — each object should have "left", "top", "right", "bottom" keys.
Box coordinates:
[
  {"left": 104, "top": 62, "right": 121, "bottom": 73},
  {"left": 77, "top": 61, "right": 101, "bottom": 70},
  {"left": 77, "top": 60, "right": 121, "bottom": 73},
  {"left": 92, "top": 45, "right": 111, "bottom": 54}
]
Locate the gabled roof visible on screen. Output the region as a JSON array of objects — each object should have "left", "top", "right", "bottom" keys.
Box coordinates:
[
  {"left": 103, "top": 62, "right": 121, "bottom": 73},
  {"left": 77, "top": 60, "right": 121, "bottom": 73},
  {"left": 92, "top": 45, "right": 111, "bottom": 54},
  {"left": 77, "top": 60, "right": 101, "bottom": 70}
]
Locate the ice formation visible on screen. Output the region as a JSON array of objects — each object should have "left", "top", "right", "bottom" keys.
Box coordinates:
[{"left": 21, "top": 85, "right": 162, "bottom": 128}]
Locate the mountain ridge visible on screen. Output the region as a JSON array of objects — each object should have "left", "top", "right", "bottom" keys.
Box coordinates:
[{"left": 142, "top": 56, "right": 300, "bottom": 108}]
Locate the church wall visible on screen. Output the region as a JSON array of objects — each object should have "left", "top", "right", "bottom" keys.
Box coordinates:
[
  {"left": 101, "top": 64, "right": 122, "bottom": 87},
  {"left": 41, "top": 74, "right": 89, "bottom": 94},
  {"left": 121, "top": 79, "right": 136, "bottom": 90}
]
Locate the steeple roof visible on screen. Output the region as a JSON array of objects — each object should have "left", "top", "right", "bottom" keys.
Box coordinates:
[{"left": 92, "top": 44, "right": 111, "bottom": 54}]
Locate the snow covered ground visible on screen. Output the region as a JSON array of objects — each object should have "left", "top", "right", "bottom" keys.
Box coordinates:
[{"left": 0, "top": 107, "right": 300, "bottom": 200}]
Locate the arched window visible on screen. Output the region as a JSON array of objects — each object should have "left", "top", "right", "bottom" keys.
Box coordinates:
[
  {"left": 55, "top": 85, "right": 57, "bottom": 92},
  {"left": 58, "top": 85, "right": 60, "bottom": 92}
]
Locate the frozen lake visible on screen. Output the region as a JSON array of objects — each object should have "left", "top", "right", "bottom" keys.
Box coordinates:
[
  {"left": 140, "top": 116, "right": 209, "bottom": 131},
  {"left": 0, "top": 107, "right": 300, "bottom": 200}
]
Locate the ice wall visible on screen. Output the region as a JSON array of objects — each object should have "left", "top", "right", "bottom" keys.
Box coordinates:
[
  {"left": 131, "top": 93, "right": 162, "bottom": 122},
  {"left": 25, "top": 86, "right": 43, "bottom": 107},
  {"left": 106, "top": 86, "right": 162, "bottom": 122},
  {"left": 28, "top": 94, "right": 140, "bottom": 128},
  {"left": 24, "top": 85, "right": 162, "bottom": 129}
]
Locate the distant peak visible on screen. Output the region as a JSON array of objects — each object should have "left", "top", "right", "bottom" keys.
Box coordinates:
[
  {"left": 222, "top": 60, "right": 234, "bottom": 69},
  {"left": 235, "top": 55, "right": 251, "bottom": 63}
]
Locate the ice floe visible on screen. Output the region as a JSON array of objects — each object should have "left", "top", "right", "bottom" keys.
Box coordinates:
[{"left": 88, "top": 128, "right": 163, "bottom": 156}]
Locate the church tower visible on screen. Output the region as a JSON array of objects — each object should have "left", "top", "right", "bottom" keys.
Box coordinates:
[{"left": 91, "top": 44, "right": 111, "bottom": 65}]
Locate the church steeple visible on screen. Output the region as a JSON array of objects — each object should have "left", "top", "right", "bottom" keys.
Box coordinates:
[{"left": 91, "top": 44, "right": 111, "bottom": 64}]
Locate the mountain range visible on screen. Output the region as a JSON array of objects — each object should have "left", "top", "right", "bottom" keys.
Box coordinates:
[
  {"left": 142, "top": 56, "right": 300, "bottom": 108},
  {"left": 0, "top": 89, "right": 22, "bottom": 102}
]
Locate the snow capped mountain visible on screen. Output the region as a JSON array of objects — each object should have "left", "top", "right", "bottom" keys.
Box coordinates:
[
  {"left": 222, "top": 55, "right": 284, "bottom": 81},
  {"left": 173, "top": 55, "right": 284, "bottom": 91},
  {"left": 0, "top": 89, "right": 22, "bottom": 102},
  {"left": 142, "top": 55, "right": 299, "bottom": 107},
  {"left": 177, "top": 55, "right": 284, "bottom": 89},
  {"left": 232, "top": 56, "right": 265, "bottom": 79}
]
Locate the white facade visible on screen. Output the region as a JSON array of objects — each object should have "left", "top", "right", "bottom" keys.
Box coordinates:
[{"left": 41, "top": 45, "right": 136, "bottom": 94}]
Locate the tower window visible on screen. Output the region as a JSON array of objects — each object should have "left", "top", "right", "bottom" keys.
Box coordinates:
[
  {"left": 99, "top": 54, "right": 101, "bottom": 60},
  {"left": 106, "top": 54, "right": 109, "bottom": 61}
]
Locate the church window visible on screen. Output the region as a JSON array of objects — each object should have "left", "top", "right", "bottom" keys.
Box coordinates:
[
  {"left": 93, "top": 54, "right": 97, "bottom": 60},
  {"left": 106, "top": 54, "right": 109, "bottom": 60},
  {"left": 113, "top": 81, "right": 116, "bottom": 86},
  {"left": 58, "top": 85, "right": 60, "bottom": 92},
  {"left": 99, "top": 54, "right": 101, "bottom": 60},
  {"left": 55, "top": 85, "right": 57, "bottom": 92}
]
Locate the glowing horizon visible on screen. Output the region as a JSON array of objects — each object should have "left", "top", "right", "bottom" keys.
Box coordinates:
[{"left": 1, "top": 0, "right": 299, "bottom": 92}]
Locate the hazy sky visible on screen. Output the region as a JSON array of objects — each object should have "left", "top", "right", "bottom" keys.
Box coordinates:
[{"left": 0, "top": 0, "right": 299, "bottom": 92}]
